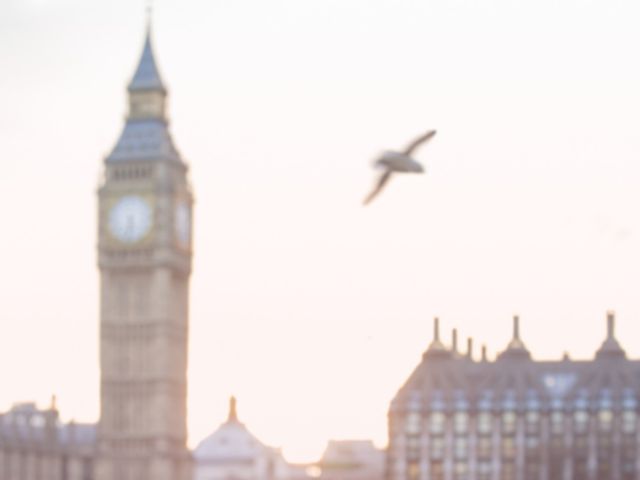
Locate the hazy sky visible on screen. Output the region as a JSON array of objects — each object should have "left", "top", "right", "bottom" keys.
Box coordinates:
[{"left": 1, "top": 0, "right": 640, "bottom": 463}]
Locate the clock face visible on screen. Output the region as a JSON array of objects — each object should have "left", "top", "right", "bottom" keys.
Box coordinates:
[
  {"left": 108, "top": 195, "right": 153, "bottom": 243},
  {"left": 175, "top": 201, "right": 191, "bottom": 247}
]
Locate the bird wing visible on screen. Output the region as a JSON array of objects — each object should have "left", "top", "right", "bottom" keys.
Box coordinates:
[
  {"left": 363, "top": 170, "right": 393, "bottom": 205},
  {"left": 402, "top": 130, "right": 437, "bottom": 156}
]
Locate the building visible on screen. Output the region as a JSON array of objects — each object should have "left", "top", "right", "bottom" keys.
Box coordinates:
[
  {"left": 314, "top": 440, "right": 384, "bottom": 480},
  {"left": 96, "top": 22, "right": 194, "bottom": 480},
  {"left": 0, "top": 23, "right": 193, "bottom": 480},
  {"left": 0, "top": 401, "right": 96, "bottom": 480},
  {"left": 387, "top": 313, "right": 640, "bottom": 480},
  {"left": 193, "top": 398, "right": 309, "bottom": 480}
]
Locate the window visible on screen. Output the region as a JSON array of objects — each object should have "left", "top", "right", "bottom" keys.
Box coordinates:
[
  {"left": 430, "top": 462, "right": 444, "bottom": 480},
  {"left": 477, "top": 436, "right": 492, "bottom": 458},
  {"left": 551, "top": 411, "right": 564, "bottom": 435},
  {"left": 454, "top": 437, "right": 468, "bottom": 459},
  {"left": 502, "top": 411, "right": 516, "bottom": 434},
  {"left": 478, "top": 461, "right": 492, "bottom": 480},
  {"left": 407, "top": 435, "right": 420, "bottom": 461},
  {"left": 454, "top": 461, "right": 468, "bottom": 479},
  {"left": 501, "top": 437, "right": 516, "bottom": 459},
  {"left": 477, "top": 412, "right": 492, "bottom": 434},
  {"left": 430, "top": 437, "right": 445, "bottom": 460},
  {"left": 454, "top": 412, "right": 469, "bottom": 434},
  {"left": 405, "top": 412, "right": 421, "bottom": 435},
  {"left": 408, "top": 462, "right": 419, "bottom": 480},
  {"left": 525, "top": 411, "right": 539, "bottom": 434},
  {"left": 429, "top": 412, "right": 446, "bottom": 435},
  {"left": 622, "top": 410, "right": 636, "bottom": 434},
  {"left": 574, "top": 410, "right": 589, "bottom": 434},
  {"left": 525, "top": 435, "right": 539, "bottom": 450},
  {"left": 598, "top": 410, "right": 613, "bottom": 432},
  {"left": 501, "top": 461, "right": 516, "bottom": 480}
]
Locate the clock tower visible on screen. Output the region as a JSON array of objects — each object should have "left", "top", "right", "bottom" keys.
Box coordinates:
[{"left": 96, "top": 27, "right": 193, "bottom": 480}]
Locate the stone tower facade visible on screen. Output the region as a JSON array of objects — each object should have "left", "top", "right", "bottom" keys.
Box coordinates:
[{"left": 96, "top": 27, "right": 193, "bottom": 480}]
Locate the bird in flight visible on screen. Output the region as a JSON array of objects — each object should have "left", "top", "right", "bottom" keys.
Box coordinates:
[{"left": 363, "top": 129, "right": 437, "bottom": 205}]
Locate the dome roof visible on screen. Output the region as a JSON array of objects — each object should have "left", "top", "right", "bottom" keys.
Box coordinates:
[{"left": 194, "top": 397, "right": 271, "bottom": 463}]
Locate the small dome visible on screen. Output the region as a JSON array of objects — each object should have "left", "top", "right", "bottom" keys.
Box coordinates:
[
  {"left": 194, "top": 421, "right": 267, "bottom": 462},
  {"left": 194, "top": 397, "right": 270, "bottom": 463}
]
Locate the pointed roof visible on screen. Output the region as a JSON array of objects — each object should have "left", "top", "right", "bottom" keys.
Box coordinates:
[
  {"left": 106, "top": 25, "right": 182, "bottom": 163},
  {"left": 423, "top": 318, "right": 451, "bottom": 359},
  {"left": 128, "top": 28, "right": 166, "bottom": 93},
  {"left": 596, "top": 311, "right": 626, "bottom": 360},
  {"left": 106, "top": 119, "right": 180, "bottom": 162},
  {"left": 498, "top": 316, "right": 531, "bottom": 361}
]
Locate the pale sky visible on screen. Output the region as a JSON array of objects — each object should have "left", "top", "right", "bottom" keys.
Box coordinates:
[{"left": 1, "top": 0, "right": 640, "bottom": 463}]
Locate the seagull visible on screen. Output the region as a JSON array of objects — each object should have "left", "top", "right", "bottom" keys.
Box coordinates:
[{"left": 363, "top": 129, "right": 437, "bottom": 205}]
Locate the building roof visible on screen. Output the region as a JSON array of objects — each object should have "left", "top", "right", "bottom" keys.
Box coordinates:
[
  {"left": 128, "top": 28, "right": 166, "bottom": 93},
  {"left": 106, "top": 28, "right": 182, "bottom": 164},
  {"left": 391, "top": 312, "right": 640, "bottom": 414},
  {"left": 0, "top": 402, "right": 96, "bottom": 449},
  {"left": 194, "top": 397, "right": 274, "bottom": 463},
  {"left": 107, "top": 119, "right": 180, "bottom": 163},
  {"left": 318, "top": 440, "right": 384, "bottom": 468}
]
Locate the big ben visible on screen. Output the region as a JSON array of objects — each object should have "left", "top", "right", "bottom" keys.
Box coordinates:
[{"left": 96, "top": 26, "right": 193, "bottom": 480}]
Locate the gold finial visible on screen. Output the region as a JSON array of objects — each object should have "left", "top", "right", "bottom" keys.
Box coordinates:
[{"left": 228, "top": 396, "right": 238, "bottom": 422}]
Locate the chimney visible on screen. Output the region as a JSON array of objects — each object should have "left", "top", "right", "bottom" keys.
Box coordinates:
[{"left": 452, "top": 328, "right": 458, "bottom": 353}]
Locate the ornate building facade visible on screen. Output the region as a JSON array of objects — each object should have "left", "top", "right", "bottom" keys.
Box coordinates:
[
  {"left": 387, "top": 313, "right": 640, "bottom": 480},
  {"left": 96, "top": 24, "right": 193, "bottom": 480},
  {"left": 0, "top": 401, "right": 96, "bottom": 480}
]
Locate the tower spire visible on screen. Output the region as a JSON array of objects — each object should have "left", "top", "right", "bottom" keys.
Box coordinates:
[
  {"left": 506, "top": 315, "right": 526, "bottom": 349},
  {"left": 498, "top": 315, "right": 530, "bottom": 360},
  {"left": 128, "top": 20, "right": 166, "bottom": 94},
  {"left": 146, "top": 0, "right": 153, "bottom": 31},
  {"left": 423, "top": 317, "right": 450, "bottom": 358},
  {"left": 596, "top": 311, "right": 626, "bottom": 360}
]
